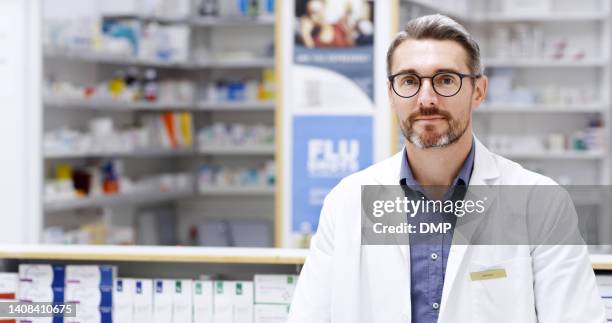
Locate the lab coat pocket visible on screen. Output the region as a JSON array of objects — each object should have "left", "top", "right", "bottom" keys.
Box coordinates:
[{"left": 470, "top": 257, "right": 537, "bottom": 323}]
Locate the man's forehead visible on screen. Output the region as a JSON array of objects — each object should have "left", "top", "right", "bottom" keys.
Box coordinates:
[{"left": 391, "top": 39, "right": 469, "bottom": 74}]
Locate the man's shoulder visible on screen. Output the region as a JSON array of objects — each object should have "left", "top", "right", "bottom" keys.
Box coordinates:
[{"left": 490, "top": 151, "right": 558, "bottom": 186}]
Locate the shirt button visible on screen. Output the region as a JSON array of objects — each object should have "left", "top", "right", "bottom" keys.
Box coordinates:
[
  {"left": 431, "top": 253, "right": 438, "bottom": 260},
  {"left": 432, "top": 302, "right": 440, "bottom": 310}
]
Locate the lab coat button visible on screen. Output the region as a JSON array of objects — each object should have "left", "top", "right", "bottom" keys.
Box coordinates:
[{"left": 401, "top": 313, "right": 410, "bottom": 322}]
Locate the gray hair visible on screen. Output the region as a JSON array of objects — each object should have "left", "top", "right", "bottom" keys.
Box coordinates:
[{"left": 386, "top": 14, "right": 483, "bottom": 76}]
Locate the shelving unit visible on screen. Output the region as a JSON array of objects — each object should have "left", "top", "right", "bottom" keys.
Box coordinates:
[
  {"left": 41, "top": 2, "right": 278, "bottom": 247},
  {"left": 44, "top": 189, "right": 196, "bottom": 213}
]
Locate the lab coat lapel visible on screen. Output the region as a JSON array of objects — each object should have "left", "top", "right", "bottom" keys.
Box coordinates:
[
  {"left": 439, "top": 138, "right": 500, "bottom": 319},
  {"left": 372, "top": 150, "right": 411, "bottom": 268}
]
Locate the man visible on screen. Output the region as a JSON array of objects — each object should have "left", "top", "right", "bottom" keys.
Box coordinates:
[{"left": 287, "top": 14, "right": 605, "bottom": 323}]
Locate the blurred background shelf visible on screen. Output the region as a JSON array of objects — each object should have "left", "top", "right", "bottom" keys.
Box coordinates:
[
  {"left": 197, "top": 145, "right": 275, "bottom": 155},
  {"left": 477, "top": 103, "right": 608, "bottom": 114},
  {"left": 44, "top": 148, "right": 196, "bottom": 159},
  {"left": 494, "top": 150, "right": 605, "bottom": 160},
  {"left": 44, "top": 97, "right": 197, "bottom": 111},
  {"left": 484, "top": 58, "right": 609, "bottom": 67},
  {"left": 197, "top": 101, "right": 275, "bottom": 111},
  {"left": 44, "top": 189, "right": 195, "bottom": 212},
  {"left": 198, "top": 186, "right": 275, "bottom": 196}
]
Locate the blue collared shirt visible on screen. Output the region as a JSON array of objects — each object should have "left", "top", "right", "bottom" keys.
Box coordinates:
[{"left": 399, "top": 139, "right": 475, "bottom": 323}]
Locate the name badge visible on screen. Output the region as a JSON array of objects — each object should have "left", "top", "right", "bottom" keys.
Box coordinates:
[{"left": 470, "top": 269, "right": 507, "bottom": 281}]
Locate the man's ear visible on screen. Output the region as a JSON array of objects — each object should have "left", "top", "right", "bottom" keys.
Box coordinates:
[{"left": 472, "top": 75, "right": 488, "bottom": 107}]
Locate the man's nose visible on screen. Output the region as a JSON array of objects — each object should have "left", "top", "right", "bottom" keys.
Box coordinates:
[{"left": 417, "top": 78, "right": 438, "bottom": 108}]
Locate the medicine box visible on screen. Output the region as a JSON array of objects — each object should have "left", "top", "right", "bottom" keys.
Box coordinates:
[
  {"left": 133, "top": 279, "right": 153, "bottom": 323},
  {"left": 18, "top": 265, "right": 65, "bottom": 287},
  {"left": 254, "top": 304, "right": 290, "bottom": 323},
  {"left": 152, "top": 279, "right": 173, "bottom": 323},
  {"left": 17, "top": 284, "right": 64, "bottom": 303},
  {"left": 0, "top": 273, "right": 18, "bottom": 299},
  {"left": 113, "top": 278, "right": 134, "bottom": 323},
  {"left": 68, "top": 305, "right": 112, "bottom": 323},
  {"left": 254, "top": 275, "right": 297, "bottom": 304},
  {"left": 213, "top": 281, "right": 233, "bottom": 323},
  {"left": 64, "top": 284, "right": 112, "bottom": 307},
  {"left": 233, "top": 281, "right": 254, "bottom": 323},
  {"left": 65, "top": 265, "right": 114, "bottom": 287},
  {"left": 172, "top": 279, "right": 192, "bottom": 323},
  {"left": 192, "top": 280, "right": 213, "bottom": 323}
]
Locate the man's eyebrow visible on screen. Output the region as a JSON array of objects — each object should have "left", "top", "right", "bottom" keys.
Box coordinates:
[{"left": 390, "top": 68, "right": 462, "bottom": 75}]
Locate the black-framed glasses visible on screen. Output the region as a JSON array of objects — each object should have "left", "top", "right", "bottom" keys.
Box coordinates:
[{"left": 388, "top": 71, "right": 481, "bottom": 98}]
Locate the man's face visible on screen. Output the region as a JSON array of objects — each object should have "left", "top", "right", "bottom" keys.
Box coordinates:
[{"left": 388, "top": 39, "right": 487, "bottom": 149}]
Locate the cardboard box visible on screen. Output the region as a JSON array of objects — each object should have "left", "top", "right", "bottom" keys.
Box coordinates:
[
  {"left": 192, "top": 280, "right": 213, "bottom": 323},
  {"left": 254, "top": 275, "right": 297, "bottom": 305},
  {"left": 64, "top": 285, "right": 112, "bottom": 307},
  {"left": 254, "top": 304, "right": 290, "bottom": 323},
  {"left": 152, "top": 280, "right": 172, "bottom": 323}
]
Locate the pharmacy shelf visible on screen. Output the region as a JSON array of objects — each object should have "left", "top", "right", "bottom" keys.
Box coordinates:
[
  {"left": 484, "top": 58, "right": 609, "bottom": 68},
  {"left": 44, "top": 48, "right": 274, "bottom": 69},
  {"left": 44, "top": 97, "right": 196, "bottom": 111},
  {"left": 190, "top": 16, "right": 275, "bottom": 27},
  {"left": 44, "top": 148, "right": 195, "bottom": 159},
  {"left": 495, "top": 150, "right": 605, "bottom": 160},
  {"left": 198, "top": 186, "right": 275, "bottom": 196},
  {"left": 198, "top": 101, "right": 275, "bottom": 111},
  {"left": 477, "top": 103, "right": 607, "bottom": 114},
  {"left": 591, "top": 254, "right": 612, "bottom": 270},
  {"left": 0, "top": 245, "right": 307, "bottom": 265},
  {"left": 405, "top": 1, "right": 609, "bottom": 22},
  {"left": 194, "top": 57, "right": 275, "bottom": 69},
  {"left": 477, "top": 12, "right": 610, "bottom": 22},
  {"left": 44, "top": 189, "right": 195, "bottom": 213},
  {"left": 105, "top": 15, "right": 275, "bottom": 27},
  {"left": 197, "top": 145, "right": 275, "bottom": 155}
]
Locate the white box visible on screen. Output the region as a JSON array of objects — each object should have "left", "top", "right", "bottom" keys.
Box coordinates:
[
  {"left": 65, "top": 285, "right": 112, "bottom": 307},
  {"left": 254, "top": 304, "right": 290, "bottom": 323},
  {"left": 113, "top": 278, "right": 135, "bottom": 323},
  {"left": 254, "top": 275, "right": 297, "bottom": 305},
  {"left": 133, "top": 279, "right": 153, "bottom": 323},
  {"left": 193, "top": 280, "right": 213, "bottom": 323},
  {"left": 233, "top": 281, "right": 254, "bottom": 323},
  {"left": 69, "top": 305, "right": 112, "bottom": 323},
  {"left": 65, "top": 265, "right": 115, "bottom": 287},
  {"left": 214, "top": 281, "right": 234, "bottom": 323},
  {"left": 0, "top": 273, "right": 18, "bottom": 297},
  {"left": 153, "top": 279, "right": 173, "bottom": 323},
  {"left": 17, "top": 283, "right": 63, "bottom": 303},
  {"left": 172, "top": 279, "right": 193, "bottom": 323},
  {"left": 18, "top": 264, "right": 64, "bottom": 286}
]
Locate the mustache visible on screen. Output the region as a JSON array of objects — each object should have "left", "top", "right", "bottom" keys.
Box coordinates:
[{"left": 408, "top": 106, "right": 452, "bottom": 124}]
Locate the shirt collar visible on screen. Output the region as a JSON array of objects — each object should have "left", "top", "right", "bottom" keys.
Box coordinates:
[{"left": 399, "top": 137, "right": 475, "bottom": 188}]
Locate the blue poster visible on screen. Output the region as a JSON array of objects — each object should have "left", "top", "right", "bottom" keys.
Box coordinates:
[{"left": 292, "top": 115, "right": 373, "bottom": 232}]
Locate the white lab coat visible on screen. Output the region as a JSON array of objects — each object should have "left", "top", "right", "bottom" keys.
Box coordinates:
[{"left": 288, "top": 138, "right": 606, "bottom": 323}]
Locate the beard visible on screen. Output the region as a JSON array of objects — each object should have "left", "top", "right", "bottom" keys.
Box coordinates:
[{"left": 400, "top": 105, "right": 469, "bottom": 149}]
